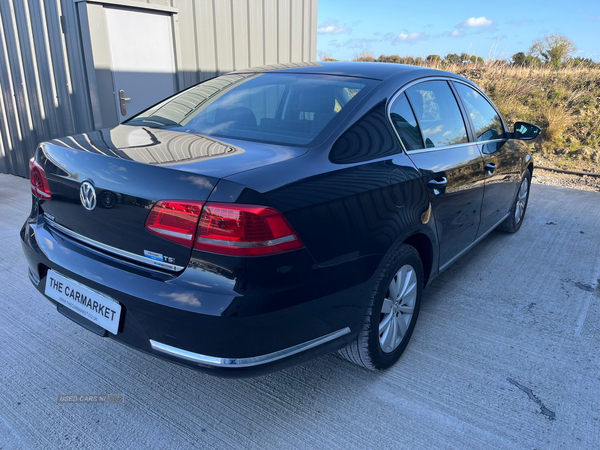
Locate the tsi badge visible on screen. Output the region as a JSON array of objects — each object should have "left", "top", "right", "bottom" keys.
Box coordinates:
[
  {"left": 80, "top": 181, "right": 97, "bottom": 211},
  {"left": 144, "top": 250, "right": 175, "bottom": 264}
]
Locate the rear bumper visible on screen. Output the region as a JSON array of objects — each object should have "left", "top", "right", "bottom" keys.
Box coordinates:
[
  {"left": 21, "top": 216, "right": 369, "bottom": 377},
  {"left": 149, "top": 328, "right": 350, "bottom": 369}
]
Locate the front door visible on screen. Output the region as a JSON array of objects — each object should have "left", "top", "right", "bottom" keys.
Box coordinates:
[
  {"left": 452, "top": 82, "right": 521, "bottom": 236},
  {"left": 389, "top": 81, "right": 485, "bottom": 269},
  {"left": 105, "top": 7, "right": 177, "bottom": 121}
]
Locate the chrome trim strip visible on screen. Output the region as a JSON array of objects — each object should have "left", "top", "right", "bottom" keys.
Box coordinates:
[
  {"left": 150, "top": 327, "right": 351, "bottom": 368},
  {"left": 147, "top": 226, "right": 194, "bottom": 242},
  {"left": 196, "top": 234, "right": 296, "bottom": 248},
  {"left": 45, "top": 218, "right": 185, "bottom": 272},
  {"left": 406, "top": 139, "right": 507, "bottom": 155},
  {"left": 401, "top": 142, "right": 478, "bottom": 155},
  {"left": 439, "top": 213, "right": 510, "bottom": 273}
]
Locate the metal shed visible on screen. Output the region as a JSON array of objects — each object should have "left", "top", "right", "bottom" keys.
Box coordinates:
[{"left": 0, "top": 0, "right": 318, "bottom": 177}]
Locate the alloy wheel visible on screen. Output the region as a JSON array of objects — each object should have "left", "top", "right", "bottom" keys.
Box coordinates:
[
  {"left": 515, "top": 177, "right": 529, "bottom": 223},
  {"left": 379, "top": 264, "right": 417, "bottom": 353}
]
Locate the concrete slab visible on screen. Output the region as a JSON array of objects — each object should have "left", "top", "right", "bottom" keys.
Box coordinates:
[{"left": 0, "top": 173, "right": 599, "bottom": 449}]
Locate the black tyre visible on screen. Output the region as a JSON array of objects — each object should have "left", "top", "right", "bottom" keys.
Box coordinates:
[
  {"left": 339, "top": 244, "right": 423, "bottom": 371},
  {"left": 497, "top": 169, "right": 532, "bottom": 233}
]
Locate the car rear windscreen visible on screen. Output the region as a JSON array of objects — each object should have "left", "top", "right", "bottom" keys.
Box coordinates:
[{"left": 126, "top": 73, "right": 370, "bottom": 146}]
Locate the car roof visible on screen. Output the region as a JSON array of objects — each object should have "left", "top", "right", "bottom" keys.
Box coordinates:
[{"left": 228, "top": 61, "right": 470, "bottom": 83}]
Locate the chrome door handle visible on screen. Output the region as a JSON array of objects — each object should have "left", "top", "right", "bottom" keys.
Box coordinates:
[
  {"left": 427, "top": 177, "right": 448, "bottom": 195},
  {"left": 485, "top": 163, "right": 497, "bottom": 175}
]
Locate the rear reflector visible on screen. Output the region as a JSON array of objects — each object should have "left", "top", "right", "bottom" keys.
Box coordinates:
[
  {"left": 29, "top": 158, "right": 52, "bottom": 200},
  {"left": 194, "top": 203, "right": 304, "bottom": 256},
  {"left": 145, "top": 201, "right": 204, "bottom": 247}
]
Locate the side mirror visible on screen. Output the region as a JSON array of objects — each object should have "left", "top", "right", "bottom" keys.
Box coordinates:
[{"left": 513, "top": 122, "right": 541, "bottom": 140}]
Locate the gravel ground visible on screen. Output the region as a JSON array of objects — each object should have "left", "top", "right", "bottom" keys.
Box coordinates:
[{"left": 532, "top": 168, "right": 600, "bottom": 193}]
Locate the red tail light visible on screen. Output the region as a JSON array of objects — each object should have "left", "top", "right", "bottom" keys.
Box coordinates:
[
  {"left": 29, "top": 158, "right": 52, "bottom": 200},
  {"left": 145, "top": 201, "right": 204, "bottom": 247},
  {"left": 194, "top": 203, "right": 304, "bottom": 256}
]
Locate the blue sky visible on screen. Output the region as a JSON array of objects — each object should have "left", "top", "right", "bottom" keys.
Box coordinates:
[{"left": 317, "top": 0, "right": 600, "bottom": 61}]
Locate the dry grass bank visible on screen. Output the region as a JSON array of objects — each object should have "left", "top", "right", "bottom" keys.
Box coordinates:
[{"left": 424, "top": 61, "right": 600, "bottom": 171}]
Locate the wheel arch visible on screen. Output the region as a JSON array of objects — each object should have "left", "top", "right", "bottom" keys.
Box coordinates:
[{"left": 403, "top": 232, "right": 434, "bottom": 287}]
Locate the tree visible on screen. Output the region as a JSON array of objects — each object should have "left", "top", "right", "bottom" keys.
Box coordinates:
[
  {"left": 318, "top": 51, "right": 338, "bottom": 62},
  {"left": 572, "top": 57, "right": 596, "bottom": 68},
  {"left": 512, "top": 52, "right": 527, "bottom": 66},
  {"left": 529, "top": 34, "right": 576, "bottom": 68},
  {"left": 353, "top": 50, "right": 376, "bottom": 62},
  {"left": 512, "top": 52, "right": 542, "bottom": 67},
  {"left": 445, "top": 53, "right": 461, "bottom": 64},
  {"left": 460, "top": 52, "right": 471, "bottom": 63},
  {"left": 426, "top": 54, "right": 441, "bottom": 64},
  {"left": 378, "top": 54, "right": 402, "bottom": 64},
  {"left": 526, "top": 55, "right": 541, "bottom": 67},
  {"left": 470, "top": 55, "right": 484, "bottom": 65}
]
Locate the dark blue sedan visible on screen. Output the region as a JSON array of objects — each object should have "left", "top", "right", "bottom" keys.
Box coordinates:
[{"left": 21, "top": 62, "right": 540, "bottom": 376}]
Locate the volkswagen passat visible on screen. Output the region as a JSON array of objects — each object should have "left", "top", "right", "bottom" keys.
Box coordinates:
[{"left": 21, "top": 63, "right": 540, "bottom": 376}]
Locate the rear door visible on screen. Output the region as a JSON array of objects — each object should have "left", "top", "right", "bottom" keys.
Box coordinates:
[
  {"left": 389, "top": 80, "right": 485, "bottom": 269},
  {"left": 452, "top": 82, "right": 521, "bottom": 237}
]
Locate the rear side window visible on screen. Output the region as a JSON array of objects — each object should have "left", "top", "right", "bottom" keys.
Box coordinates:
[
  {"left": 389, "top": 93, "right": 424, "bottom": 151},
  {"left": 127, "top": 73, "right": 370, "bottom": 146},
  {"left": 405, "top": 81, "right": 468, "bottom": 148},
  {"left": 454, "top": 82, "right": 506, "bottom": 142}
]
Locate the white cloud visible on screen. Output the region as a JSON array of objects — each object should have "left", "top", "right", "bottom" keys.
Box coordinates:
[
  {"left": 318, "top": 20, "right": 352, "bottom": 35},
  {"left": 391, "top": 32, "right": 429, "bottom": 45},
  {"left": 450, "top": 29, "right": 464, "bottom": 37},
  {"left": 333, "top": 37, "right": 379, "bottom": 49},
  {"left": 457, "top": 16, "right": 494, "bottom": 28}
]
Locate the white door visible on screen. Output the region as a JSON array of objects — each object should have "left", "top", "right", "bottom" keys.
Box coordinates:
[{"left": 105, "top": 7, "right": 176, "bottom": 121}]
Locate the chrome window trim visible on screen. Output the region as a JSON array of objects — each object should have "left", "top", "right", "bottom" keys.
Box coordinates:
[
  {"left": 401, "top": 141, "right": 480, "bottom": 155},
  {"left": 386, "top": 76, "right": 508, "bottom": 155},
  {"left": 150, "top": 327, "right": 351, "bottom": 368},
  {"left": 45, "top": 218, "right": 185, "bottom": 272}
]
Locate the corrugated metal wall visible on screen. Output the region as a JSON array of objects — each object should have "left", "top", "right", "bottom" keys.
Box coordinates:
[
  {"left": 0, "top": 0, "right": 318, "bottom": 177},
  {"left": 0, "top": 0, "right": 93, "bottom": 177}
]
